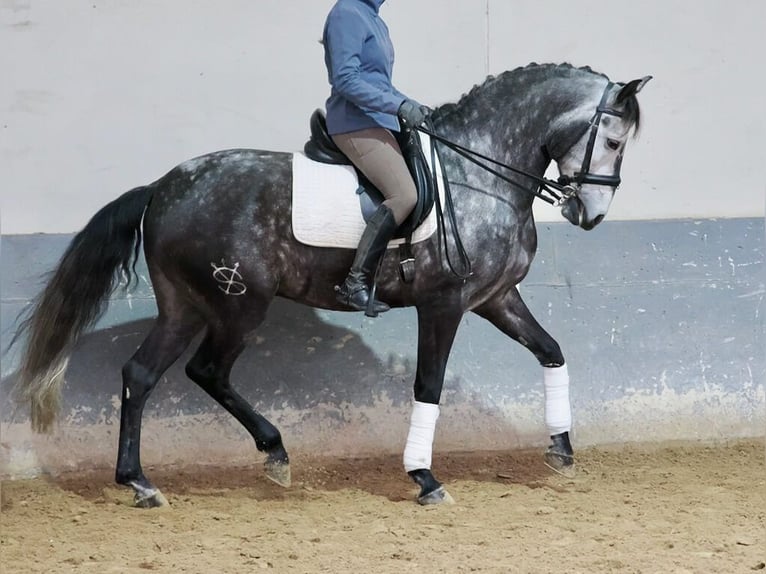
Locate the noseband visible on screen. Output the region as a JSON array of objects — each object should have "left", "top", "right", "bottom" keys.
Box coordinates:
[{"left": 417, "top": 81, "right": 625, "bottom": 206}]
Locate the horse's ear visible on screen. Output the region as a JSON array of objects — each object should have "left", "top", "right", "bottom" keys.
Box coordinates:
[{"left": 615, "top": 76, "right": 653, "bottom": 103}]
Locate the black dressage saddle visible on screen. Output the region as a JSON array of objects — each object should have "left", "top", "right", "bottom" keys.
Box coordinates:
[{"left": 303, "top": 109, "right": 436, "bottom": 241}]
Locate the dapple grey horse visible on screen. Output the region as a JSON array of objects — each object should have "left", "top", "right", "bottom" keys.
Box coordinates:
[{"left": 14, "top": 63, "right": 649, "bottom": 506}]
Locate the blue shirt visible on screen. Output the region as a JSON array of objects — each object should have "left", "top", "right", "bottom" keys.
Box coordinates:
[{"left": 323, "top": 0, "right": 408, "bottom": 135}]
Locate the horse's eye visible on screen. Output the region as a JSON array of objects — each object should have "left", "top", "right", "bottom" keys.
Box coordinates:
[{"left": 606, "top": 139, "right": 620, "bottom": 151}]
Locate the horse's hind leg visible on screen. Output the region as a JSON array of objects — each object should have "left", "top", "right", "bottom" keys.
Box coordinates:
[
  {"left": 474, "top": 288, "right": 574, "bottom": 474},
  {"left": 116, "top": 316, "right": 202, "bottom": 507},
  {"left": 185, "top": 323, "right": 290, "bottom": 487}
]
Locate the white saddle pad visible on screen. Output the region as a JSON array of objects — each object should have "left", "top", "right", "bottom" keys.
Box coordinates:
[{"left": 291, "top": 133, "right": 444, "bottom": 249}]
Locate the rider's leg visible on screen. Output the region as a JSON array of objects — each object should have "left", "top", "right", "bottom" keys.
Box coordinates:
[{"left": 332, "top": 128, "right": 417, "bottom": 313}]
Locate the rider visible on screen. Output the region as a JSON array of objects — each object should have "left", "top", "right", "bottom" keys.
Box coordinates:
[{"left": 323, "top": 0, "right": 430, "bottom": 314}]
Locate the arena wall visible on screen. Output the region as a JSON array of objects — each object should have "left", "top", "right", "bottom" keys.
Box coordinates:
[{"left": 2, "top": 1, "right": 763, "bottom": 477}]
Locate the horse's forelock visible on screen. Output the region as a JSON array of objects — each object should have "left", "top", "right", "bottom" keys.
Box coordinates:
[{"left": 622, "top": 95, "right": 641, "bottom": 136}]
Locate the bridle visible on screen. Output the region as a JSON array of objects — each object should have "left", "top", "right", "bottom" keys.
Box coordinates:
[
  {"left": 412, "top": 81, "right": 627, "bottom": 281},
  {"left": 556, "top": 81, "right": 624, "bottom": 190},
  {"left": 416, "top": 81, "right": 626, "bottom": 207}
]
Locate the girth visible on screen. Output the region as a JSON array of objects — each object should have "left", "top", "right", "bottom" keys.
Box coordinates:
[{"left": 303, "top": 110, "right": 436, "bottom": 241}]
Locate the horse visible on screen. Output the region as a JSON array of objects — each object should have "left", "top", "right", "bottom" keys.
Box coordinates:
[{"left": 13, "top": 63, "right": 650, "bottom": 507}]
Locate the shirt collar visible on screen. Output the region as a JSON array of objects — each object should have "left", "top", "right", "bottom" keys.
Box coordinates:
[{"left": 360, "top": 0, "right": 385, "bottom": 12}]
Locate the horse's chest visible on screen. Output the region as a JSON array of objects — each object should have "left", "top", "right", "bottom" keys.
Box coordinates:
[{"left": 496, "top": 221, "right": 537, "bottom": 282}]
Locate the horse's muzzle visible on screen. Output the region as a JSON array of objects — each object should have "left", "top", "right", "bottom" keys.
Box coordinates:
[
  {"left": 560, "top": 197, "right": 604, "bottom": 230},
  {"left": 560, "top": 197, "right": 582, "bottom": 227}
]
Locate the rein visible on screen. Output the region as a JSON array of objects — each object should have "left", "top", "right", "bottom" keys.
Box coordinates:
[
  {"left": 416, "top": 81, "right": 625, "bottom": 206},
  {"left": 417, "top": 125, "right": 575, "bottom": 207},
  {"left": 414, "top": 81, "right": 624, "bottom": 282},
  {"left": 424, "top": 123, "right": 472, "bottom": 280},
  {"left": 416, "top": 121, "right": 575, "bottom": 283}
]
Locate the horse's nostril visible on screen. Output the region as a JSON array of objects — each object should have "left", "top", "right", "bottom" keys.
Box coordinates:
[{"left": 593, "top": 214, "right": 604, "bottom": 226}]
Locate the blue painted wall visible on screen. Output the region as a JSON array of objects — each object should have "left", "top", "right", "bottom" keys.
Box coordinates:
[{"left": 1, "top": 218, "right": 763, "bottom": 476}]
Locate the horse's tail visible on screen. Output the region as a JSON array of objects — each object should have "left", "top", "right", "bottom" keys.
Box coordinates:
[{"left": 12, "top": 185, "right": 155, "bottom": 433}]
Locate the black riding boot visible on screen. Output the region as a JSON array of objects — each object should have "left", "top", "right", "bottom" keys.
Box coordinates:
[{"left": 335, "top": 205, "right": 398, "bottom": 315}]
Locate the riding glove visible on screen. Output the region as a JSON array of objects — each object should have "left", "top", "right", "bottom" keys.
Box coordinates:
[{"left": 398, "top": 99, "right": 431, "bottom": 128}]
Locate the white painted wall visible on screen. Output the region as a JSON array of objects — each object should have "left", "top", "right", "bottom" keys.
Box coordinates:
[{"left": 1, "top": 0, "right": 763, "bottom": 234}]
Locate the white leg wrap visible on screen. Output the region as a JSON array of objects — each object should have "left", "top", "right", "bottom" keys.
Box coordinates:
[
  {"left": 544, "top": 364, "right": 572, "bottom": 436},
  {"left": 403, "top": 401, "right": 440, "bottom": 472}
]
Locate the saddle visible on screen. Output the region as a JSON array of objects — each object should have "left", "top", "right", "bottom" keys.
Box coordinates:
[{"left": 303, "top": 110, "right": 436, "bottom": 242}]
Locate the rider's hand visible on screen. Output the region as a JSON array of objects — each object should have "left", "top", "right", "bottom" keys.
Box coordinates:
[{"left": 398, "top": 99, "right": 431, "bottom": 128}]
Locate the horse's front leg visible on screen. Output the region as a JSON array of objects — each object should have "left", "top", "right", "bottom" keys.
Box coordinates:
[
  {"left": 405, "top": 302, "right": 463, "bottom": 505},
  {"left": 474, "top": 288, "right": 574, "bottom": 473}
]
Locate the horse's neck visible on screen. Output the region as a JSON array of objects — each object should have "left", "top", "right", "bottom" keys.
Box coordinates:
[{"left": 431, "top": 99, "right": 550, "bottom": 215}]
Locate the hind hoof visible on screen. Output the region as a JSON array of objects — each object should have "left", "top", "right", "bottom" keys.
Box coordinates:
[
  {"left": 265, "top": 460, "right": 291, "bottom": 488},
  {"left": 417, "top": 486, "right": 455, "bottom": 506},
  {"left": 134, "top": 489, "right": 169, "bottom": 509}
]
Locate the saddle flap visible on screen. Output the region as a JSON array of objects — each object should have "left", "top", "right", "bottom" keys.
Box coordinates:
[
  {"left": 302, "top": 109, "right": 440, "bottom": 239},
  {"left": 292, "top": 151, "right": 443, "bottom": 249}
]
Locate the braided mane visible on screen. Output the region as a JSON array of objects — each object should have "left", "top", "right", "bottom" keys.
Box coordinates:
[{"left": 433, "top": 63, "right": 640, "bottom": 132}]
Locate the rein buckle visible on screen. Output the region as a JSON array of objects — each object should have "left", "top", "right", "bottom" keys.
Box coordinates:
[{"left": 554, "top": 184, "right": 579, "bottom": 207}]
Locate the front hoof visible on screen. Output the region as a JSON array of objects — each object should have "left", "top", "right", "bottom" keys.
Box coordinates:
[
  {"left": 128, "top": 480, "right": 169, "bottom": 509},
  {"left": 417, "top": 486, "right": 455, "bottom": 506},
  {"left": 408, "top": 469, "right": 454, "bottom": 506},
  {"left": 134, "top": 489, "right": 169, "bottom": 509},
  {"left": 544, "top": 431, "right": 575, "bottom": 477},
  {"left": 265, "top": 460, "right": 291, "bottom": 488},
  {"left": 544, "top": 450, "right": 575, "bottom": 477}
]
